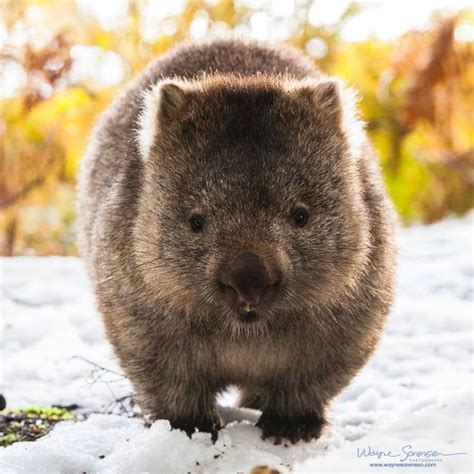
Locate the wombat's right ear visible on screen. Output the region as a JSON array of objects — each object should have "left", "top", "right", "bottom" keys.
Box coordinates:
[{"left": 138, "top": 81, "right": 187, "bottom": 160}]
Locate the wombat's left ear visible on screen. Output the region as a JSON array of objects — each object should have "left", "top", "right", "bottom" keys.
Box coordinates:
[
  {"left": 288, "top": 79, "right": 365, "bottom": 158},
  {"left": 138, "top": 81, "right": 188, "bottom": 160},
  {"left": 287, "top": 79, "right": 342, "bottom": 120},
  {"left": 308, "top": 80, "right": 342, "bottom": 120}
]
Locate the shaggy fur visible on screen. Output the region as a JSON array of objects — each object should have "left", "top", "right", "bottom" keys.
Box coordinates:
[{"left": 77, "top": 37, "right": 398, "bottom": 444}]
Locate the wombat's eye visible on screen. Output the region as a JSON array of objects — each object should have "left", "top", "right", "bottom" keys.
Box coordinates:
[
  {"left": 189, "top": 214, "right": 204, "bottom": 233},
  {"left": 292, "top": 207, "right": 309, "bottom": 228}
]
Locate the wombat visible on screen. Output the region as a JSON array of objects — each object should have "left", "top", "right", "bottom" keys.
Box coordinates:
[{"left": 78, "top": 38, "right": 397, "bottom": 444}]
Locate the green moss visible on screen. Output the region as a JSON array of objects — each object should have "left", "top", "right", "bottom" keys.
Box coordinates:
[
  {"left": 0, "top": 433, "right": 21, "bottom": 447},
  {"left": 0, "top": 406, "right": 76, "bottom": 447},
  {"left": 10, "top": 406, "right": 75, "bottom": 420}
]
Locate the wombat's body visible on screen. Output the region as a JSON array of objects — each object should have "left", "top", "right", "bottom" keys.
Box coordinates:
[{"left": 78, "top": 38, "right": 397, "bottom": 443}]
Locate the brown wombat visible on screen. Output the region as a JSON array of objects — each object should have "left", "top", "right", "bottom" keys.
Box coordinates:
[{"left": 78, "top": 38, "right": 397, "bottom": 444}]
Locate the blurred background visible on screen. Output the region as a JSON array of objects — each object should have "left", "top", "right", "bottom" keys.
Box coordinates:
[{"left": 0, "top": 0, "right": 473, "bottom": 256}]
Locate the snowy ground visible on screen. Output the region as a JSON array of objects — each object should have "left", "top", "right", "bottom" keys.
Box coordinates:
[{"left": 1, "top": 214, "right": 473, "bottom": 473}]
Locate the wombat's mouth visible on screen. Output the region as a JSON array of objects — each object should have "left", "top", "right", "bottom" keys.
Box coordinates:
[
  {"left": 217, "top": 277, "right": 281, "bottom": 318},
  {"left": 216, "top": 284, "right": 280, "bottom": 323}
]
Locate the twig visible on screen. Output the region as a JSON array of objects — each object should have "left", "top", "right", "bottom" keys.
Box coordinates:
[
  {"left": 71, "top": 355, "right": 124, "bottom": 378},
  {"left": 71, "top": 355, "right": 140, "bottom": 418}
]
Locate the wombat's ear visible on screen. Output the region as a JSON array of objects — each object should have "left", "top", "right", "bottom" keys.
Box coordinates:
[
  {"left": 156, "top": 82, "right": 187, "bottom": 122},
  {"left": 289, "top": 79, "right": 365, "bottom": 158},
  {"left": 138, "top": 81, "right": 187, "bottom": 160},
  {"left": 310, "top": 80, "right": 342, "bottom": 119},
  {"left": 289, "top": 79, "right": 342, "bottom": 120}
]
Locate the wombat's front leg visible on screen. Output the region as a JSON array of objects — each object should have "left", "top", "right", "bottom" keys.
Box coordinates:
[
  {"left": 257, "top": 409, "right": 325, "bottom": 444},
  {"left": 253, "top": 386, "right": 326, "bottom": 444},
  {"left": 169, "top": 406, "right": 222, "bottom": 441},
  {"left": 141, "top": 380, "right": 222, "bottom": 441}
]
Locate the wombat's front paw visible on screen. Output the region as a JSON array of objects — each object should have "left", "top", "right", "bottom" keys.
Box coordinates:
[
  {"left": 171, "top": 412, "right": 222, "bottom": 442},
  {"left": 257, "top": 410, "right": 325, "bottom": 444}
]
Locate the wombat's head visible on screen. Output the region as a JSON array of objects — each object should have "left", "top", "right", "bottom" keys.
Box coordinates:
[{"left": 134, "top": 75, "right": 371, "bottom": 332}]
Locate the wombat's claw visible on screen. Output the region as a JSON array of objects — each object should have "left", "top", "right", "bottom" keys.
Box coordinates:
[
  {"left": 257, "top": 411, "right": 325, "bottom": 444},
  {"left": 171, "top": 413, "right": 222, "bottom": 442}
]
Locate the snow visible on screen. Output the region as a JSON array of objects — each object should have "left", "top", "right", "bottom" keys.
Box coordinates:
[{"left": 1, "top": 213, "right": 473, "bottom": 473}]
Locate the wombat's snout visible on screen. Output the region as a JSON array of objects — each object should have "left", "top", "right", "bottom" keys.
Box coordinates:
[{"left": 220, "top": 252, "right": 280, "bottom": 306}]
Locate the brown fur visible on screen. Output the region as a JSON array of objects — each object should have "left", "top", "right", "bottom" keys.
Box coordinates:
[{"left": 77, "top": 37, "right": 398, "bottom": 444}]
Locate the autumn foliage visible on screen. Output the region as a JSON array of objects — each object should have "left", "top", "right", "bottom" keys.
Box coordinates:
[{"left": 1, "top": 1, "right": 473, "bottom": 255}]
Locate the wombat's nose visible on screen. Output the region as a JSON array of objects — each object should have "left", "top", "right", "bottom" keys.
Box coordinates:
[{"left": 221, "top": 252, "right": 277, "bottom": 305}]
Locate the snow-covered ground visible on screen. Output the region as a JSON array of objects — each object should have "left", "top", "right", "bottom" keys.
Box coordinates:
[{"left": 1, "top": 214, "right": 473, "bottom": 473}]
